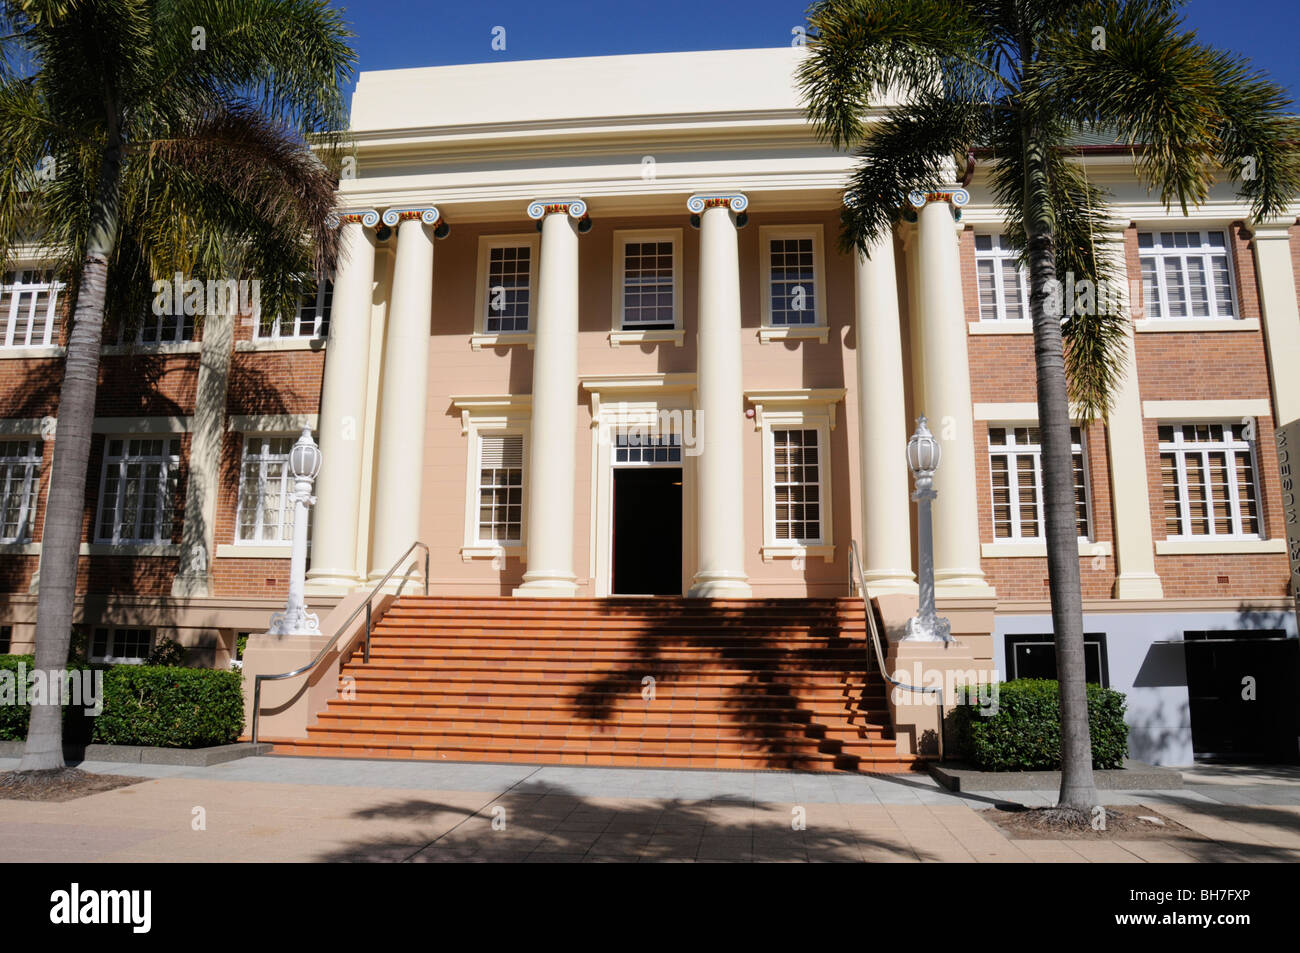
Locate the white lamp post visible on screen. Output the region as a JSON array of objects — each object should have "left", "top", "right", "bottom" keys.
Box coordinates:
[
  {"left": 905, "top": 416, "right": 951, "bottom": 642},
  {"left": 269, "top": 428, "right": 322, "bottom": 635}
]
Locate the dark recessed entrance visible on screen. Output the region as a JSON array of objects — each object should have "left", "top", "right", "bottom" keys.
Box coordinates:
[
  {"left": 612, "top": 467, "right": 682, "bottom": 595},
  {"left": 1184, "top": 630, "right": 1300, "bottom": 763}
]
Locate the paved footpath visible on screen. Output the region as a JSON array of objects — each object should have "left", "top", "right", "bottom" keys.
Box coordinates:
[{"left": 1, "top": 757, "right": 1297, "bottom": 862}]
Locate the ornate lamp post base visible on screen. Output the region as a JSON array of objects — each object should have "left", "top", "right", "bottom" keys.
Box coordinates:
[
  {"left": 268, "top": 606, "right": 321, "bottom": 636},
  {"left": 904, "top": 614, "right": 952, "bottom": 643}
]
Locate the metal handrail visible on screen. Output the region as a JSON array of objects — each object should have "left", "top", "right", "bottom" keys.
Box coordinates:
[
  {"left": 250, "top": 541, "right": 430, "bottom": 744},
  {"left": 847, "top": 539, "right": 944, "bottom": 762}
]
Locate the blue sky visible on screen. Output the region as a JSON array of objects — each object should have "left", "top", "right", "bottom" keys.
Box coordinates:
[
  {"left": 333, "top": 0, "right": 1300, "bottom": 104},
  {"left": 332, "top": 0, "right": 1300, "bottom": 102}
]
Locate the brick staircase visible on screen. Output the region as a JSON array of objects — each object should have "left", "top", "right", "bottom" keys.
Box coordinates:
[{"left": 265, "top": 596, "right": 919, "bottom": 772}]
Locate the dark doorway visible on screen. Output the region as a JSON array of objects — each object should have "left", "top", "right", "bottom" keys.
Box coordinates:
[
  {"left": 1184, "top": 631, "right": 1300, "bottom": 763},
  {"left": 612, "top": 467, "right": 682, "bottom": 595}
]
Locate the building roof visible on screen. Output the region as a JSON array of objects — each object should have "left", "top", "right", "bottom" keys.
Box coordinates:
[{"left": 350, "top": 47, "right": 809, "bottom": 133}]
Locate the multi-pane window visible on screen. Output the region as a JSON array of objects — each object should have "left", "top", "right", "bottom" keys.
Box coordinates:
[
  {"left": 236, "top": 435, "right": 308, "bottom": 543},
  {"left": 261, "top": 278, "right": 332, "bottom": 339},
  {"left": 767, "top": 237, "right": 818, "bottom": 326},
  {"left": 613, "top": 431, "right": 682, "bottom": 464},
  {"left": 772, "top": 428, "right": 822, "bottom": 542},
  {"left": 0, "top": 625, "right": 10, "bottom": 654},
  {"left": 477, "top": 433, "right": 523, "bottom": 545},
  {"left": 91, "top": 627, "right": 152, "bottom": 663},
  {"left": 1139, "top": 230, "right": 1237, "bottom": 320},
  {"left": 94, "top": 437, "right": 181, "bottom": 544},
  {"left": 1159, "top": 423, "right": 1260, "bottom": 538},
  {"left": 974, "top": 234, "right": 1030, "bottom": 321},
  {"left": 0, "top": 439, "right": 41, "bottom": 543},
  {"left": 989, "top": 426, "right": 1090, "bottom": 541},
  {"left": 130, "top": 301, "right": 196, "bottom": 345},
  {"left": 620, "top": 241, "right": 675, "bottom": 329},
  {"left": 0, "top": 269, "right": 62, "bottom": 347},
  {"left": 484, "top": 245, "right": 532, "bottom": 333}
]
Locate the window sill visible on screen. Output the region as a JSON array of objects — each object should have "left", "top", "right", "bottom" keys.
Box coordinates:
[
  {"left": 609, "top": 328, "right": 684, "bottom": 348},
  {"left": 81, "top": 543, "right": 182, "bottom": 557},
  {"left": 470, "top": 333, "right": 534, "bottom": 351},
  {"left": 235, "top": 338, "right": 326, "bottom": 352},
  {"left": 461, "top": 545, "right": 522, "bottom": 561},
  {"left": 216, "top": 544, "right": 292, "bottom": 559},
  {"left": 102, "top": 342, "right": 202, "bottom": 356},
  {"left": 1135, "top": 318, "right": 1258, "bottom": 333},
  {"left": 1155, "top": 538, "right": 1284, "bottom": 555},
  {"left": 968, "top": 321, "right": 1033, "bottom": 335},
  {"left": 758, "top": 326, "right": 829, "bottom": 345},
  {"left": 0, "top": 541, "right": 39, "bottom": 555},
  {"left": 0, "top": 345, "right": 64, "bottom": 359},
  {"left": 91, "top": 656, "right": 146, "bottom": 666},
  {"left": 982, "top": 540, "right": 1110, "bottom": 558},
  {"left": 761, "top": 544, "right": 834, "bottom": 563}
]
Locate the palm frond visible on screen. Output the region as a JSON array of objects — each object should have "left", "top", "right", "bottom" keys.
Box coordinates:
[{"left": 799, "top": 0, "right": 1000, "bottom": 150}]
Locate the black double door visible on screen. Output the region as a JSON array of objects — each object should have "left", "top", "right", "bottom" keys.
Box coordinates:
[
  {"left": 1184, "top": 630, "right": 1300, "bottom": 762},
  {"left": 611, "top": 467, "right": 682, "bottom": 595}
]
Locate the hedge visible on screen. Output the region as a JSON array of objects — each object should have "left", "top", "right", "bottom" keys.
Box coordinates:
[
  {"left": 949, "top": 678, "right": 1129, "bottom": 771},
  {"left": 92, "top": 666, "right": 245, "bottom": 748},
  {"left": 0, "top": 655, "right": 96, "bottom": 744},
  {"left": 0, "top": 656, "right": 244, "bottom": 749}
]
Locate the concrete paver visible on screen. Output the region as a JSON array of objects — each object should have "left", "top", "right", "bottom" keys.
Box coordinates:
[{"left": 1, "top": 755, "right": 1296, "bottom": 862}]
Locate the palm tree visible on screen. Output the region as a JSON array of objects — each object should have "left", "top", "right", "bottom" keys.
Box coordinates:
[
  {"left": 799, "top": 0, "right": 1300, "bottom": 813},
  {"left": 0, "top": 0, "right": 355, "bottom": 771}
]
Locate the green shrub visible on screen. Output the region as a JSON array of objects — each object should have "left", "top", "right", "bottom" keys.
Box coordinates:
[
  {"left": 91, "top": 666, "right": 244, "bottom": 748},
  {"left": 0, "top": 655, "right": 97, "bottom": 744},
  {"left": 949, "top": 678, "right": 1129, "bottom": 771},
  {"left": 145, "top": 637, "right": 187, "bottom": 667}
]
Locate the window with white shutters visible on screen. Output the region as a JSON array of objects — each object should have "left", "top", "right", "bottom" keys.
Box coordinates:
[
  {"left": 1159, "top": 422, "right": 1261, "bottom": 538},
  {"left": 1138, "top": 230, "right": 1238, "bottom": 320},
  {"left": 476, "top": 433, "right": 524, "bottom": 544},
  {"left": 0, "top": 269, "right": 62, "bottom": 347}
]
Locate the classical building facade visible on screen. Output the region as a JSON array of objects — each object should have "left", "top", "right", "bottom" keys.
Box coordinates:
[{"left": 2, "top": 48, "right": 1298, "bottom": 764}]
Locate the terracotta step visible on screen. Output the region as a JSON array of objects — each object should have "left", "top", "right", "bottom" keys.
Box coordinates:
[
  {"left": 265, "top": 594, "right": 914, "bottom": 775},
  {"left": 265, "top": 738, "right": 920, "bottom": 773}
]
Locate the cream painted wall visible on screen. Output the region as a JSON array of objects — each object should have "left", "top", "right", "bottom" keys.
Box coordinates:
[{"left": 416, "top": 209, "right": 862, "bottom": 597}]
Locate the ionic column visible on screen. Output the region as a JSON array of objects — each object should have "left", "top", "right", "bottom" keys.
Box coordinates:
[
  {"left": 513, "top": 199, "right": 586, "bottom": 597},
  {"left": 1250, "top": 219, "right": 1300, "bottom": 428},
  {"left": 854, "top": 234, "right": 916, "bottom": 594},
  {"left": 687, "top": 194, "right": 752, "bottom": 598},
  {"left": 907, "top": 190, "right": 994, "bottom": 597},
  {"left": 369, "top": 207, "right": 444, "bottom": 584},
  {"left": 306, "top": 209, "right": 378, "bottom": 592},
  {"left": 1103, "top": 227, "right": 1162, "bottom": 599}
]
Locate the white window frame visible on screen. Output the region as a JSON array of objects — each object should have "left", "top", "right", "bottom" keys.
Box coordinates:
[
  {"left": 609, "top": 228, "right": 683, "bottom": 346},
  {"left": 986, "top": 424, "right": 1093, "bottom": 543},
  {"left": 451, "top": 396, "right": 531, "bottom": 560},
  {"left": 758, "top": 225, "right": 828, "bottom": 343},
  {"left": 974, "top": 233, "right": 1031, "bottom": 323},
  {"left": 234, "top": 433, "right": 314, "bottom": 544},
  {"left": 0, "top": 438, "right": 41, "bottom": 543},
  {"left": 90, "top": 626, "right": 154, "bottom": 665},
  {"left": 1158, "top": 421, "right": 1263, "bottom": 541},
  {"left": 471, "top": 234, "right": 539, "bottom": 349},
  {"left": 93, "top": 436, "right": 182, "bottom": 544},
  {"left": 748, "top": 391, "right": 842, "bottom": 561},
  {"left": 0, "top": 268, "right": 62, "bottom": 348},
  {"left": 471, "top": 429, "right": 526, "bottom": 551},
  {"left": 1138, "top": 228, "right": 1239, "bottom": 321},
  {"left": 257, "top": 276, "right": 332, "bottom": 341}
]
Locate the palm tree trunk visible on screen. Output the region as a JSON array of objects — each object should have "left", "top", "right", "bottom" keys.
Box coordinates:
[
  {"left": 19, "top": 142, "right": 121, "bottom": 772},
  {"left": 1021, "top": 124, "right": 1100, "bottom": 812}
]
